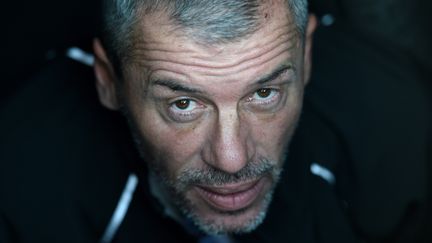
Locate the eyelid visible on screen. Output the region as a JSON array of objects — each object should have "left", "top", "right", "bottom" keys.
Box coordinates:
[
  {"left": 245, "top": 78, "right": 291, "bottom": 98},
  {"left": 251, "top": 88, "right": 280, "bottom": 103},
  {"left": 170, "top": 99, "right": 198, "bottom": 112},
  {"left": 166, "top": 97, "right": 206, "bottom": 122},
  {"left": 244, "top": 84, "right": 287, "bottom": 112},
  {"left": 168, "top": 97, "right": 198, "bottom": 110},
  {"left": 261, "top": 79, "right": 293, "bottom": 87}
]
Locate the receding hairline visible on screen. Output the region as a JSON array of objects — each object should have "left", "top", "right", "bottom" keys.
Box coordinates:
[
  {"left": 126, "top": 0, "right": 300, "bottom": 56},
  {"left": 100, "top": 0, "right": 308, "bottom": 77}
]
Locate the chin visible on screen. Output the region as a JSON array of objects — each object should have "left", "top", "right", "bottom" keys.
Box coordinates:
[
  {"left": 197, "top": 205, "right": 268, "bottom": 235},
  {"left": 181, "top": 181, "right": 276, "bottom": 235}
]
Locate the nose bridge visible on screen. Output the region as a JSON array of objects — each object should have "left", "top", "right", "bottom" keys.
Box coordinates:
[{"left": 208, "top": 107, "right": 250, "bottom": 174}]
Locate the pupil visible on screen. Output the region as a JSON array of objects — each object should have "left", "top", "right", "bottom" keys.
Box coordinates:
[
  {"left": 258, "top": 88, "right": 271, "bottom": 98},
  {"left": 176, "top": 100, "right": 190, "bottom": 109}
]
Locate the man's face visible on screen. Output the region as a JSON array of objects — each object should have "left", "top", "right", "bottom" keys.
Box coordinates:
[{"left": 95, "top": 1, "right": 315, "bottom": 235}]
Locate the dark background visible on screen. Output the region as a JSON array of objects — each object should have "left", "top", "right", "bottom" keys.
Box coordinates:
[
  {"left": 0, "top": 0, "right": 431, "bottom": 241},
  {"left": 1, "top": 0, "right": 431, "bottom": 102},
  {"left": 0, "top": 0, "right": 99, "bottom": 103}
]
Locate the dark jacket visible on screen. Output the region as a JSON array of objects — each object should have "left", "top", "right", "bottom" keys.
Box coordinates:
[{"left": 0, "top": 57, "right": 360, "bottom": 242}]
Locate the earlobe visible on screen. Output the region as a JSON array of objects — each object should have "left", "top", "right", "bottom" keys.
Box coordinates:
[
  {"left": 93, "top": 38, "right": 120, "bottom": 110},
  {"left": 303, "top": 14, "right": 317, "bottom": 85}
]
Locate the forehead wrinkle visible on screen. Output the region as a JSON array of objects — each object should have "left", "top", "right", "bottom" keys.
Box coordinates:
[
  {"left": 125, "top": 0, "right": 296, "bottom": 59},
  {"left": 141, "top": 49, "right": 294, "bottom": 99},
  {"left": 232, "top": 47, "right": 295, "bottom": 79},
  {"left": 181, "top": 26, "right": 297, "bottom": 70},
  {"left": 131, "top": 27, "right": 297, "bottom": 80},
  {"left": 134, "top": 36, "right": 297, "bottom": 80},
  {"left": 190, "top": 41, "right": 296, "bottom": 78},
  {"left": 132, "top": 21, "right": 296, "bottom": 67}
]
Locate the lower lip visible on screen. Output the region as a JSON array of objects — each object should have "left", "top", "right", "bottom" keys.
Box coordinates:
[{"left": 195, "top": 178, "right": 265, "bottom": 212}]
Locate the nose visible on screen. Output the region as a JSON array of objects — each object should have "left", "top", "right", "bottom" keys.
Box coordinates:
[{"left": 203, "top": 108, "right": 252, "bottom": 174}]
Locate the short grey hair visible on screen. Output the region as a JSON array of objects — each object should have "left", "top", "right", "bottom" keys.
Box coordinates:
[{"left": 100, "top": 0, "right": 308, "bottom": 73}]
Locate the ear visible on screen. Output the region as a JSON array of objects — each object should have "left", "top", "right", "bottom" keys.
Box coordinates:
[
  {"left": 93, "top": 38, "right": 120, "bottom": 110},
  {"left": 303, "top": 14, "right": 317, "bottom": 85}
]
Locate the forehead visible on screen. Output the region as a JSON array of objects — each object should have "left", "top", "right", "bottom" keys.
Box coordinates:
[
  {"left": 134, "top": 0, "right": 290, "bottom": 37},
  {"left": 124, "top": 1, "right": 299, "bottom": 83},
  {"left": 132, "top": 0, "right": 296, "bottom": 50}
]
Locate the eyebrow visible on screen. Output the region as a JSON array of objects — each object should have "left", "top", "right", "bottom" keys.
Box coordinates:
[
  {"left": 152, "top": 79, "right": 203, "bottom": 94},
  {"left": 255, "top": 63, "right": 293, "bottom": 85},
  {"left": 151, "top": 63, "right": 293, "bottom": 93}
]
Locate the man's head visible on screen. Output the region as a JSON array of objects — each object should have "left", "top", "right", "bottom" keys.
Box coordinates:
[{"left": 94, "top": 0, "right": 316, "bottom": 235}]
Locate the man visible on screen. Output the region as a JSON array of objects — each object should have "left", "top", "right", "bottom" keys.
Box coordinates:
[
  {"left": 0, "top": 0, "right": 359, "bottom": 242},
  {"left": 94, "top": 0, "right": 315, "bottom": 238}
]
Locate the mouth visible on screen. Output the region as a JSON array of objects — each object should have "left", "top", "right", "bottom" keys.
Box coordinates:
[{"left": 194, "top": 177, "right": 266, "bottom": 212}]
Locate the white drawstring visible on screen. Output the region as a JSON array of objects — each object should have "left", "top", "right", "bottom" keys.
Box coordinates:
[
  {"left": 66, "top": 47, "right": 94, "bottom": 66},
  {"left": 100, "top": 173, "right": 139, "bottom": 243},
  {"left": 310, "top": 163, "right": 336, "bottom": 185}
]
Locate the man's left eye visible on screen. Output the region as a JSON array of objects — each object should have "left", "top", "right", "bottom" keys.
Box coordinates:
[
  {"left": 254, "top": 88, "right": 273, "bottom": 99},
  {"left": 252, "top": 88, "right": 278, "bottom": 100},
  {"left": 246, "top": 87, "right": 283, "bottom": 112}
]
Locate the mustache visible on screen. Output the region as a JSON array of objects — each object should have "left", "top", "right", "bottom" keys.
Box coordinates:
[{"left": 175, "top": 158, "right": 281, "bottom": 191}]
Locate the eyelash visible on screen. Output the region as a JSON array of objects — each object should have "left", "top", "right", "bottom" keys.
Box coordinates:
[
  {"left": 167, "top": 98, "right": 204, "bottom": 122},
  {"left": 165, "top": 87, "right": 283, "bottom": 122},
  {"left": 248, "top": 88, "right": 282, "bottom": 107}
]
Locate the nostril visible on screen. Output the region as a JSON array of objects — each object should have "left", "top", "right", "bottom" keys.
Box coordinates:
[{"left": 209, "top": 138, "right": 249, "bottom": 174}]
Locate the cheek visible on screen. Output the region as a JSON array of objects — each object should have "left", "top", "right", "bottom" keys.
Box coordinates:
[
  {"left": 131, "top": 103, "right": 209, "bottom": 178},
  {"left": 122, "top": 85, "right": 194, "bottom": 172},
  {"left": 250, "top": 91, "right": 303, "bottom": 158}
]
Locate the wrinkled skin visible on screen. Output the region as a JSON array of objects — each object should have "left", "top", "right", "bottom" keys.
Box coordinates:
[{"left": 94, "top": 0, "right": 316, "bottom": 235}]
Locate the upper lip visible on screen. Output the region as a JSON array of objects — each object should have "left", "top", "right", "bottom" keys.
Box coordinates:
[{"left": 196, "top": 179, "right": 261, "bottom": 195}]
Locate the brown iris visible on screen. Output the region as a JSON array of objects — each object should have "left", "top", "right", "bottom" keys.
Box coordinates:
[
  {"left": 257, "top": 88, "right": 272, "bottom": 98},
  {"left": 175, "top": 99, "right": 190, "bottom": 110}
]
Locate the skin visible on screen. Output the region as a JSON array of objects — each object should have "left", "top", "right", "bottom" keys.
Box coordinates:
[{"left": 94, "top": 0, "right": 316, "bottom": 235}]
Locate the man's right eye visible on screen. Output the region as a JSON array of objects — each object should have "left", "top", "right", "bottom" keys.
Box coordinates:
[
  {"left": 167, "top": 98, "right": 205, "bottom": 122},
  {"left": 173, "top": 99, "right": 195, "bottom": 111}
]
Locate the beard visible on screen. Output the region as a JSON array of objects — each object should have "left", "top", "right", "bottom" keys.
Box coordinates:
[
  {"left": 147, "top": 155, "right": 284, "bottom": 235},
  {"left": 121, "top": 107, "right": 287, "bottom": 236}
]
